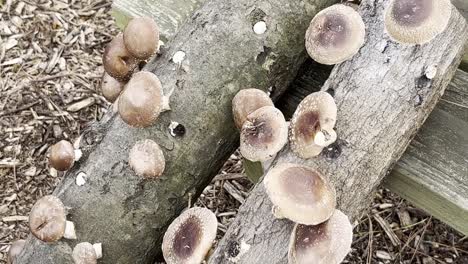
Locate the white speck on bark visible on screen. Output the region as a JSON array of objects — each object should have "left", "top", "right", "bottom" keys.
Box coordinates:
[
  {"left": 76, "top": 172, "right": 87, "bottom": 186},
  {"left": 425, "top": 65, "right": 438, "bottom": 79},
  {"left": 172, "top": 51, "right": 186, "bottom": 64},
  {"left": 253, "top": 21, "right": 267, "bottom": 35},
  {"left": 228, "top": 240, "right": 251, "bottom": 262}
]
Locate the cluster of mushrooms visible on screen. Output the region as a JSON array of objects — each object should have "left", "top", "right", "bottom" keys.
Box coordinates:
[
  {"left": 7, "top": 0, "right": 453, "bottom": 263},
  {"left": 232, "top": 0, "right": 452, "bottom": 263}
]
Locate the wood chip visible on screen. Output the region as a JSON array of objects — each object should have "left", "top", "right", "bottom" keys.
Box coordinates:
[
  {"left": 2, "top": 216, "right": 28, "bottom": 222},
  {"left": 67, "top": 97, "right": 95, "bottom": 112}
]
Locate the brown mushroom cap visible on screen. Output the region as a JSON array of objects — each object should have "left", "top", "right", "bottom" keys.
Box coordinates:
[
  {"left": 288, "top": 209, "right": 353, "bottom": 264},
  {"left": 162, "top": 207, "right": 218, "bottom": 264},
  {"left": 123, "top": 17, "right": 160, "bottom": 60},
  {"left": 49, "top": 140, "right": 75, "bottom": 171},
  {"left": 385, "top": 0, "right": 452, "bottom": 44},
  {"left": 289, "top": 91, "right": 337, "bottom": 159},
  {"left": 72, "top": 242, "right": 98, "bottom": 264},
  {"left": 129, "top": 139, "right": 165, "bottom": 178},
  {"left": 240, "top": 106, "right": 288, "bottom": 162},
  {"left": 264, "top": 163, "right": 336, "bottom": 225},
  {"left": 103, "top": 33, "right": 138, "bottom": 81},
  {"left": 101, "top": 72, "right": 124, "bottom": 103},
  {"left": 118, "top": 71, "right": 163, "bottom": 127},
  {"left": 7, "top": 239, "right": 26, "bottom": 264},
  {"left": 29, "top": 195, "right": 67, "bottom": 242},
  {"left": 305, "top": 4, "right": 365, "bottom": 65},
  {"left": 232, "top": 88, "right": 274, "bottom": 129}
]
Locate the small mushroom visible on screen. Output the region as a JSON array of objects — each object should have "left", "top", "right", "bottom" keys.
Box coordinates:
[
  {"left": 288, "top": 209, "right": 353, "bottom": 264},
  {"left": 305, "top": 4, "right": 365, "bottom": 65},
  {"left": 129, "top": 139, "right": 165, "bottom": 178},
  {"left": 118, "top": 71, "right": 163, "bottom": 127},
  {"left": 289, "top": 91, "right": 337, "bottom": 159},
  {"left": 123, "top": 17, "right": 160, "bottom": 60},
  {"left": 7, "top": 239, "right": 26, "bottom": 264},
  {"left": 232, "top": 88, "right": 274, "bottom": 129},
  {"left": 49, "top": 140, "right": 75, "bottom": 171},
  {"left": 162, "top": 207, "right": 218, "bottom": 264},
  {"left": 384, "top": 0, "right": 452, "bottom": 44},
  {"left": 29, "top": 195, "right": 76, "bottom": 242},
  {"left": 72, "top": 242, "right": 102, "bottom": 264},
  {"left": 101, "top": 72, "right": 124, "bottom": 103},
  {"left": 263, "top": 163, "right": 336, "bottom": 225},
  {"left": 103, "top": 33, "right": 138, "bottom": 81},
  {"left": 240, "top": 106, "right": 288, "bottom": 162}
]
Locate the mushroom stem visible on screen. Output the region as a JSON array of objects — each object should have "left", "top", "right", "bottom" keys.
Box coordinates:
[
  {"left": 161, "top": 96, "right": 171, "bottom": 112},
  {"left": 271, "top": 205, "right": 285, "bottom": 219},
  {"left": 93, "top": 243, "right": 103, "bottom": 259},
  {"left": 314, "top": 129, "right": 337, "bottom": 147},
  {"left": 63, "top": 221, "right": 77, "bottom": 240}
]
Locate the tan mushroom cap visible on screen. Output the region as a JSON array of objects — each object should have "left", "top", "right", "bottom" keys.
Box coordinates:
[
  {"left": 29, "top": 195, "right": 67, "bottom": 242},
  {"left": 101, "top": 72, "right": 124, "bottom": 103},
  {"left": 232, "top": 88, "right": 274, "bottom": 129},
  {"left": 240, "top": 106, "right": 288, "bottom": 162},
  {"left": 72, "top": 242, "right": 98, "bottom": 264},
  {"left": 288, "top": 209, "right": 353, "bottom": 264},
  {"left": 129, "top": 139, "right": 165, "bottom": 178},
  {"left": 385, "top": 0, "right": 452, "bottom": 44},
  {"left": 124, "top": 17, "right": 160, "bottom": 60},
  {"left": 49, "top": 140, "right": 75, "bottom": 171},
  {"left": 289, "top": 91, "right": 337, "bottom": 159},
  {"left": 103, "top": 34, "right": 138, "bottom": 81},
  {"left": 162, "top": 207, "right": 218, "bottom": 264},
  {"left": 305, "top": 4, "right": 365, "bottom": 65},
  {"left": 118, "top": 71, "right": 163, "bottom": 127},
  {"left": 7, "top": 239, "right": 26, "bottom": 264},
  {"left": 264, "top": 163, "right": 336, "bottom": 225}
]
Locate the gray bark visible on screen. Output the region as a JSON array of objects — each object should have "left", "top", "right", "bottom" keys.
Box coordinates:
[
  {"left": 209, "top": 1, "right": 468, "bottom": 263},
  {"left": 16, "top": 0, "right": 338, "bottom": 263}
]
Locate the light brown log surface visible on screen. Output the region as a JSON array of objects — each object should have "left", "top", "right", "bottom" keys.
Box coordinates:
[{"left": 210, "top": 1, "right": 468, "bottom": 263}]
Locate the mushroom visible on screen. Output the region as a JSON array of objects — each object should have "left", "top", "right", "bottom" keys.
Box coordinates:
[
  {"left": 288, "top": 209, "right": 353, "bottom": 264},
  {"left": 263, "top": 163, "right": 336, "bottom": 225},
  {"left": 118, "top": 71, "right": 163, "bottom": 127},
  {"left": 72, "top": 242, "right": 103, "bottom": 264},
  {"left": 101, "top": 72, "right": 124, "bottom": 103},
  {"left": 29, "top": 195, "right": 76, "bottom": 242},
  {"left": 232, "top": 88, "right": 274, "bottom": 129},
  {"left": 289, "top": 91, "right": 337, "bottom": 159},
  {"left": 240, "top": 106, "right": 288, "bottom": 162},
  {"left": 49, "top": 140, "right": 75, "bottom": 171},
  {"left": 162, "top": 207, "right": 218, "bottom": 264},
  {"left": 384, "top": 0, "right": 452, "bottom": 44},
  {"left": 129, "top": 139, "right": 165, "bottom": 178},
  {"left": 103, "top": 33, "right": 138, "bottom": 81},
  {"left": 305, "top": 4, "right": 365, "bottom": 65},
  {"left": 7, "top": 239, "right": 26, "bottom": 264},
  {"left": 123, "top": 17, "right": 160, "bottom": 60}
]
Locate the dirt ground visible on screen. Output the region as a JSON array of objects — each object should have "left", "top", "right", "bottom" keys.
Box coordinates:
[{"left": 0, "top": 1, "right": 467, "bottom": 263}]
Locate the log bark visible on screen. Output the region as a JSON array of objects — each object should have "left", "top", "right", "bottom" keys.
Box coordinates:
[
  {"left": 16, "top": 0, "right": 339, "bottom": 263},
  {"left": 209, "top": 1, "right": 468, "bottom": 263}
]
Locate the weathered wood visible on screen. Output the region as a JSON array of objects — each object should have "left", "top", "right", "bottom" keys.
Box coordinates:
[
  {"left": 16, "top": 0, "right": 339, "bottom": 263},
  {"left": 210, "top": 1, "right": 468, "bottom": 263}
]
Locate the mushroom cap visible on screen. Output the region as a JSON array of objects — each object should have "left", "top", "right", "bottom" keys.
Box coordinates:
[
  {"left": 162, "top": 207, "right": 218, "bottom": 264},
  {"left": 289, "top": 91, "right": 337, "bottom": 159},
  {"left": 103, "top": 33, "right": 138, "bottom": 81},
  {"left": 232, "top": 88, "right": 274, "bottom": 129},
  {"left": 123, "top": 17, "right": 160, "bottom": 60},
  {"left": 264, "top": 163, "right": 336, "bottom": 225},
  {"left": 29, "top": 195, "right": 67, "bottom": 242},
  {"left": 118, "top": 71, "right": 163, "bottom": 127},
  {"left": 385, "top": 0, "right": 452, "bottom": 44},
  {"left": 129, "top": 139, "right": 165, "bottom": 178},
  {"left": 240, "top": 106, "right": 288, "bottom": 162},
  {"left": 288, "top": 209, "right": 353, "bottom": 264},
  {"left": 72, "top": 242, "right": 98, "bottom": 264},
  {"left": 101, "top": 72, "right": 124, "bottom": 103},
  {"left": 7, "top": 239, "right": 26, "bottom": 264},
  {"left": 305, "top": 4, "right": 365, "bottom": 65},
  {"left": 49, "top": 140, "right": 75, "bottom": 171}
]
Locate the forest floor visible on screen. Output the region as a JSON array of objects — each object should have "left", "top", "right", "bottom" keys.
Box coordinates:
[{"left": 0, "top": 1, "right": 467, "bottom": 263}]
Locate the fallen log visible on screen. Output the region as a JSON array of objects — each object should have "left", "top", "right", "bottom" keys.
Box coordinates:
[
  {"left": 210, "top": 1, "right": 468, "bottom": 263},
  {"left": 16, "top": 0, "right": 339, "bottom": 263}
]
